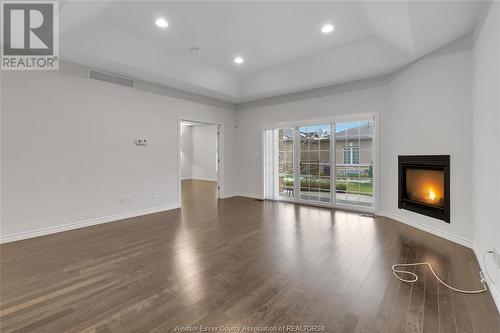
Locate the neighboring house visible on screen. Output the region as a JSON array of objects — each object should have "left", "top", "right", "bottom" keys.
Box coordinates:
[
  {"left": 278, "top": 124, "right": 374, "bottom": 178},
  {"left": 334, "top": 125, "right": 373, "bottom": 177}
]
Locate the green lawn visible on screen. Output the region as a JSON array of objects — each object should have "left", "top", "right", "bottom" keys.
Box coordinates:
[
  {"left": 282, "top": 177, "right": 373, "bottom": 196},
  {"left": 346, "top": 182, "right": 373, "bottom": 195}
]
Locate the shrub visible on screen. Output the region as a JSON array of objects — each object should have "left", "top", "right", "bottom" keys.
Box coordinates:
[{"left": 336, "top": 183, "right": 347, "bottom": 191}]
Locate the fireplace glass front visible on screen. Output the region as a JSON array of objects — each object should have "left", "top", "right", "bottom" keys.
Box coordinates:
[
  {"left": 405, "top": 168, "right": 444, "bottom": 208},
  {"left": 398, "top": 155, "right": 450, "bottom": 223}
]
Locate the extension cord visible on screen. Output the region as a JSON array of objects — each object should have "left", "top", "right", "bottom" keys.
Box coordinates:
[
  {"left": 392, "top": 261, "right": 488, "bottom": 294},
  {"left": 483, "top": 250, "right": 496, "bottom": 285}
]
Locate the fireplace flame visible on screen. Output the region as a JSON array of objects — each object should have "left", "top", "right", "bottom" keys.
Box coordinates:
[
  {"left": 405, "top": 169, "right": 444, "bottom": 207},
  {"left": 428, "top": 188, "right": 437, "bottom": 201}
]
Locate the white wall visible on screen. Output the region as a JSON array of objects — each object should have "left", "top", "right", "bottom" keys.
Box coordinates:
[
  {"left": 192, "top": 125, "right": 218, "bottom": 182},
  {"left": 236, "top": 47, "right": 474, "bottom": 246},
  {"left": 473, "top": 1, "right": 500, "bottom": 304},
  {"left": 1, "top": 66, "right": 237, "bottom": 242},
  {"left": 180, "top": 124, "right": 218, "bottom": 182},
  {"left": 180, "top": 125, "right": 193, "bottom": 179},
  {"left": 380, "top": 50, "right": 473, "bottom": 246}
]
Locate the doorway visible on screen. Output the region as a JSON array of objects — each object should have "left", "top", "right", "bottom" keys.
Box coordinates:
[{"left": 179, "top": 120, "right": 220, "bottom": 206}]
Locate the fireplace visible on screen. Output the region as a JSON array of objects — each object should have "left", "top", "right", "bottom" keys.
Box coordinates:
[{"left": 398, "top": 155, "right": 450, "bottom": 222}]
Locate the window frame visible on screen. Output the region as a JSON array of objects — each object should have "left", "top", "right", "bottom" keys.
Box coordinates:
[{"left": 343, "top": 145, "right": 360, "bottom": 165}]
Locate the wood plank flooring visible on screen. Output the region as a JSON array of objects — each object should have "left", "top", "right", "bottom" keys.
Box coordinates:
[{"left": 1, "top": 180, "right": 499, "bottom": 332}]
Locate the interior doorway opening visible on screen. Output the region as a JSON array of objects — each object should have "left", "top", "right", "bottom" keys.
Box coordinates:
[{"left": 179, "top": 120, "right": 220, "bottom": 206}]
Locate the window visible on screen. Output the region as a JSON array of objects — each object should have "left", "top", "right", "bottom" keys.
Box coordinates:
[
  {"left": 263, "top": 117, "right": 375, "bottom": 210},
  {"left": 343, "top": 145, "right": 359, "bottom": 164}
]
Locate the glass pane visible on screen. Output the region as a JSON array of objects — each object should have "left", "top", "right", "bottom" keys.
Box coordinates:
[
  {"left": 359, "top": 120, "right": 374, "bottom": 136},
  {"left": 309, "top": 163, "right": 319, "bottom": 176},
  {"left": 360, "top": 184, "right": 373, "bottom": 197},
  {"left": 359, "top": 178, "right": 373, "bottom": 197},
  {"left": 319, "top": 130, "right": 330, "bottom": 150},
  {"left": 299, "top": 124, "right": 331, "bottom": 203},
  {"left": 278, "top": 128, "right": 294, "bottom": 199},
  {"left": 335, "top": 177, "right": 348, "bottom": 205},
  {"left": 335, "top": 120, "right": 374, "bottom": 208},
  {"left": 319, "top": 164, "right": 330, "bottom": 177},
  {"left": 308, "top": 151, "right": 319, "bottom": 162},
  {"left": 319, "top": 177, "right": 331, "bottom": 202},
  {"left": 319, "top": 151, "right": 330, "bottom": 163},
  {"left": 335, "top": 123, "right": 347, "bottom": 138},
  {"left": 300, "top": 163, "right": 309, "bottom": 176},
  {"left": 359, "top": 150, "right": 373, "bottom": 166},
  {"left": 346, "top": 137, "right": 360, "bottom": 146},
  {"left": 347, "top": 121, "right": 360, "bottom": 136}
]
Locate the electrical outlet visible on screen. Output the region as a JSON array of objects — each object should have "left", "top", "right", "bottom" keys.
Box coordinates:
[
  {"left": 135, "top": 138, "right": 148, "bottom": 146},
  {"left": 118, "top": 195, "right": 133, "bottom": 204},
  {"left": 152, "top": 192, "right": 158, "bottom": 200}
]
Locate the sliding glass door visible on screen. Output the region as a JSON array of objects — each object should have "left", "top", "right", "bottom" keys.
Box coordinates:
[
  {"left": 299, "top": 125, "right": 331, "bottom": 203},
  {"left": 278, "top": 128, "right": 294, "bottom": 199},
  {"left": 264, "top": 117, "right": 375, "bottom": 211},
  {"left": 334, "top": 120, "right": 374, "bottom": 208}
]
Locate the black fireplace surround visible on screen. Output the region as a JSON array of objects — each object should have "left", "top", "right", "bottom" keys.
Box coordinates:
[{"left": 398, "top": 155, "right": 450, "bottom": 223}]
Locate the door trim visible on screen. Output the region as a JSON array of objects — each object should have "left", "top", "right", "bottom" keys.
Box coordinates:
[{"left": 178, "top": 117, "right": 223, "bottom": 206}]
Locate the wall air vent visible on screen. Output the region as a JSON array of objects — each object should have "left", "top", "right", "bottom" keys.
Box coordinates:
[{"left": 88, "top": 69, "right": 135, "bottom": 88}]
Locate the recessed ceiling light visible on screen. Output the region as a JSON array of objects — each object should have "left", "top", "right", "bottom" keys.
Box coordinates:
[
  {"left": 234, "top": 56, "right": 244, "bottom": 64},
  {"left": 321, "top": 24, "right": 334, "bottom": 34},
  {"left": 155, "top": 17, "right": 168, "bottom": 28}
]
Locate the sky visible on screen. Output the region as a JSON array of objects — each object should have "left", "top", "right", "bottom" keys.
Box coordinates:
[
  {"left": 281, "top": 120, "right": 373, "bottom": 140},
  {"left": 300, "top": 120, "right": 372, "bottom": 134}
]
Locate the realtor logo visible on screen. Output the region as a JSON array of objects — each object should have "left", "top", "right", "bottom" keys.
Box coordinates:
[{"left": 1, "top": 1, "right": 59, "bottom": 70}]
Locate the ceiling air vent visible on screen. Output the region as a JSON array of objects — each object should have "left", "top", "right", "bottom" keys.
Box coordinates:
[{"left": 88, "top": 69, "right": 135, "bottom": 88}]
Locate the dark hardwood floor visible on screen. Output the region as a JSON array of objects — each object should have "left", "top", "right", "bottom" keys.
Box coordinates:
[{"left": 1, "top": 180, "right": 499, "bottom": 332}]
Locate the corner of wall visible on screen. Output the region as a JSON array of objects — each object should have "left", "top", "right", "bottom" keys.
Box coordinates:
[
  {"left": 472, "top": 243, "right": 500, "bottom": 312},
  {"left": 377, "top": 210, "right": 473, "bottom": 249}
]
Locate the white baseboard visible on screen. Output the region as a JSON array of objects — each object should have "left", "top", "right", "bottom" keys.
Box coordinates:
[
  {"left": 219, "top": 192, "right": 263, "bottom": 200},
  {"left": 234, "top": 192, "right": 264, "bottom": 200},
  {"left": 219, "top": 193, "right": 238, "bottom": 199},
  {"left": 184, "top": 177, "right": 218, "bottom": 182},
  {"left": 473, "top": 245, "right": 500, "bottom": 313},
  {"left": 377, "top": 210, "right": 473, "bottom": 249},
  {"left": 239, "top": 192, "right": 264, "bottom": 200},
  {"left": 0, "top": 204, "right": 179, "bottom": 244}
]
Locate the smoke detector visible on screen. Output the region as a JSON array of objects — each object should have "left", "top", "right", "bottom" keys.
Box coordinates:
[{"left": 189, "top": 46, "right": 201, "bottom": 55}]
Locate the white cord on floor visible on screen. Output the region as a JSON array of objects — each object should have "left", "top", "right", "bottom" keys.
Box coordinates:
[
  {"left": 392, "top": 262, "right": 488, "bottom": 294},
  {"left": 482, "top": 250, "right": 495, "bottom": 285}
]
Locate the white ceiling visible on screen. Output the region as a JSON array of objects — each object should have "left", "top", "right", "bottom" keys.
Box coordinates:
[{"left": 59, "top": 1, "right": 484, "bottom": 103}]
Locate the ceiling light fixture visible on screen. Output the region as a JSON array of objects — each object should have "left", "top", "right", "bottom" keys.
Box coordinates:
[
  {"left": 155, "top": 17, "right": 168, "bottom": 28},
  {"left": 321, "top": 24, "right": 334, "bottom": 34},
  {"left": 234, "top": 56, "right": 244, "bottom": 64}
]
